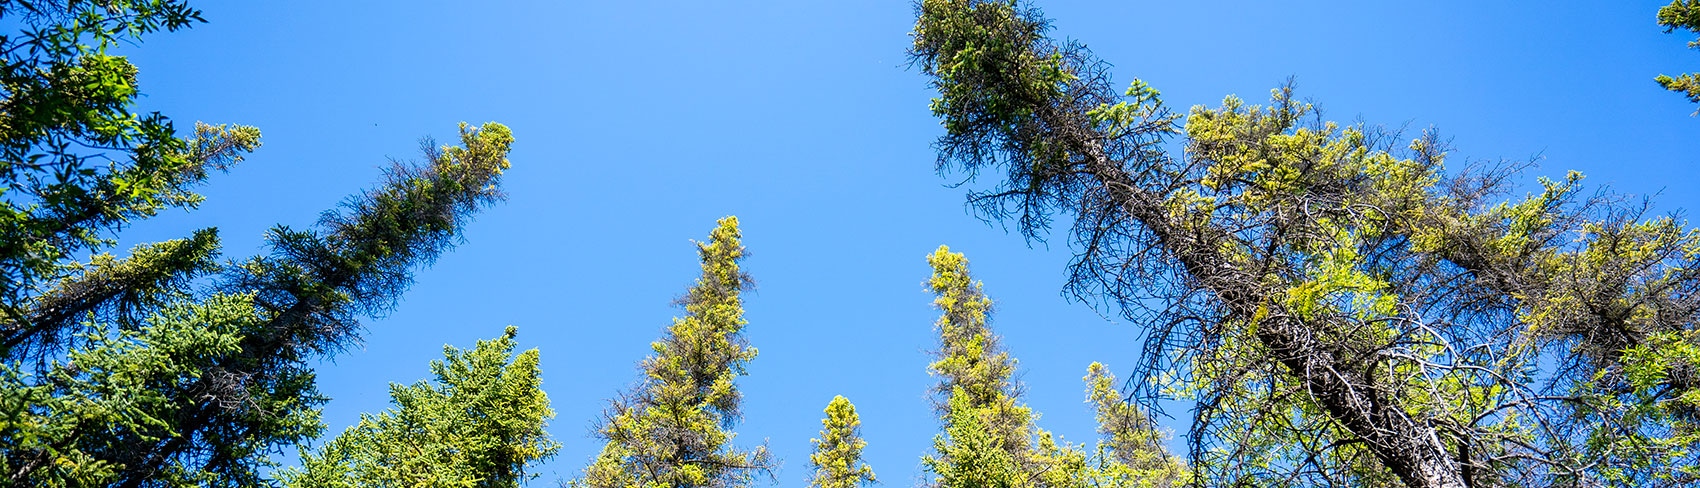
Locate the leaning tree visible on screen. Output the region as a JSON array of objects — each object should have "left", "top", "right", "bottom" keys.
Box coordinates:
[{"left": 911, "top": 1, "right": 1700, "bottom": 486}]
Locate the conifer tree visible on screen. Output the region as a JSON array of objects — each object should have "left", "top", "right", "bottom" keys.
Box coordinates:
[
  {"left": 1, "top": 122, "right": 515, "bottom": 487},
  {"left": 912, "top": 0, "right": 1700, "bottom": 485},
  {"left": 920, "top": 245, "right": 1083, "bottom": 488},
  {"left": 576, "top": 216, "right": 772, "bottom": 488},
  {"left": 1081, "top": 363, "right": 1186, "bottom": 488},
  {"left": 282, "top": 326, "right": 559, "bottom": 488},
  {"left": 0, "top": 2, "right": 519, "bottom": 484},
  {"left": 0, "top": 0, "right": 260, "bottom": 363},
  {"left": 809, "top": 396, "right": 877, "bottom": 488}
]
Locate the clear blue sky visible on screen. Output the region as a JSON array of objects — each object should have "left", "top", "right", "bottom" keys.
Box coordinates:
[{"left": 116, "top": 1, "right": 1696, "bottom": 485}]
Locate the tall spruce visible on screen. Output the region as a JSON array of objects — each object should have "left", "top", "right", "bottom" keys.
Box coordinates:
[
  {"left": 920, "top": 245, "right": 1083, "bottom": 488},
  {"left": 576, "top": 216, "right": 773, "bottom": 488},
  {"left": 282, "top": 326, "right": 559, "bottom": 488},
  {"left": 1081, "top": 363, "right": 1186, "bottom": 488},
  {"left": 911, "top": 0, "right": 1700, "bottom": 486},
  {"left": 808, "top": 396, "right": 876, "bottom": 488}
]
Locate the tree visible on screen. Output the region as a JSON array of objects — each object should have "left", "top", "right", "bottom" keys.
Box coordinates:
[
  {"left": 575, "top": 216, "right": 773, "bottom": 488},
  {"left": 0, "top": 6, "right": 517, "bottom": 479},
  {"left": 1081, "top": 363, "right": 1186, "bottom": 488},
  {"left": 923, "top": 245, "right": 1168, "bottom": 488},
  {"left": 282, "top": 325, "right": 559, "bottom": 488},
  {"left": 921, "top": 245, "right": 1060, "bottom": 488},
  {"left": 1658, "top": 0, "right": 1700, "bottom": 106},
  {"left": 0, "top": 0, "right": 259, "bottom": 362},
  {"left": 911, "top": 1, "right": 1700, "bottom": 486},
  {"left": 1, "top": 121, "right": 515, "bottom": 487},
  {"left": 808, "top": 395, "right": 877, "bottom": 488}
]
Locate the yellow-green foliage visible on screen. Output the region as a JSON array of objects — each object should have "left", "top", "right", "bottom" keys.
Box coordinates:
[
  {"left": 577, "top": 217, "right": 770, "bottom": 488},
  {"left": 923, "top": 246, "right": 1183, "bottom": 488},
  {"left": 809, "top": 396, "right": 877, "bottom": 488},
  {"left": 1658, "top": 1, "right": 1700, "bottom": 107},
  {"left": 922, "top": 246, "right": 1051, "bottom": 488},
  {"left": 282, "top": 326, "right": 558, "bottom": 488},
  {"left": 1083, "top": 363, "right": 1188, "bottom": 488},
  {"left": 913, "top": 0, "right": 1700, "bottom": 484}
]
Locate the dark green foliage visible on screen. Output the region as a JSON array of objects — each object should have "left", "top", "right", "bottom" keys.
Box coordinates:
[
  {"left": 4, "top": 228, "right": 221, "bottom": 362},
  {"left": 0, "top": 1, "right": 256, "bottom": 327},
  {"left": 226, "top": 122, "right": 512, "bottom": 359},
  {"left": 0, "top": 9, "right": 517, "bottom": 479},
  {"left": 1, "top": 123, "right": 514, "bottom": 487}
]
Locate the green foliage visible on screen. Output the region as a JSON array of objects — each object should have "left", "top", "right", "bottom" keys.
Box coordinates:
[
  {"left": 912, "top": 0, "right": 1070, "bottom": 139},
  {"left": 0, "top": 1, "right": 259, "bottom": 319},
  {"left": 808, "top": 396, "right": 876, "bottom": 488},
  {"left": 1, "top": 292, "right": 317, "bottom": 487},
  {"left": 926, "top": 391, "right": 1028, "bottom": 488},
  {"left": 576, "top": 217, "right": 772, "bottom": 488},
  {"left": 1658, "top": 1, "right": 1700, "bottom": 107},
  {"left": 282, "top": 326, "right": 559, "bottom": 488},
  {"left": 0, "top": 5, "right": 523, "bottom": 481},
  {"left": 0, "top": 123, "right": 514, "bottom": 486}
]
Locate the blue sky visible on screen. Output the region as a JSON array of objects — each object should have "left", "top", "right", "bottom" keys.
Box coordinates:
[{"left": 116, "top": 1, "right": 1696, "bottom": 485}]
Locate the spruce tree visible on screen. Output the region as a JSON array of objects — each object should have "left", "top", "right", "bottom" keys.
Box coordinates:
[
  {"left": 920, "top": 245, "right": 1083, "bottom": 488},
  {"left": 808, "top": 396, "right": 876, "bottom": 488},
  {"left": 912, "top": 0, "right": 1700, "bottom": 484},
  {"left": 282, "top": 326, "right": 559, "bottom": 488},
  {"left": 1081, "top": 363, "right": 1186, "bottom": 488},
  {"left": 576, "top": 216, "right": 772, "bottom": 488}
]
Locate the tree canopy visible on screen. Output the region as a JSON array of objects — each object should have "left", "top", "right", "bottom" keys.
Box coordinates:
[
  {"left": 1, "top": 1, "right": 1695, "bottom": 487},
  {"left": 0, "top": 2, "right": 524, "bottom": 485},
  {"left": 911, "top": 0, "right": 1700, "bottom": 486},
  {"left": 808, "top": 396, "right": 876, "bottom": 488}
]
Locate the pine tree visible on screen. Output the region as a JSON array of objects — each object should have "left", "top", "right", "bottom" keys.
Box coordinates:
[
  {"left": 282, "top": 326, "right": 559, "bottom": 488},
  {"left": 576, "top": 216, "right": 772, "bottom": 488},
  {"left": 920, "top": 245, "right": 1083, "bottom": 488},
  {"left": 808, "top": 396, "right": 876, "bottom": 488}
]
